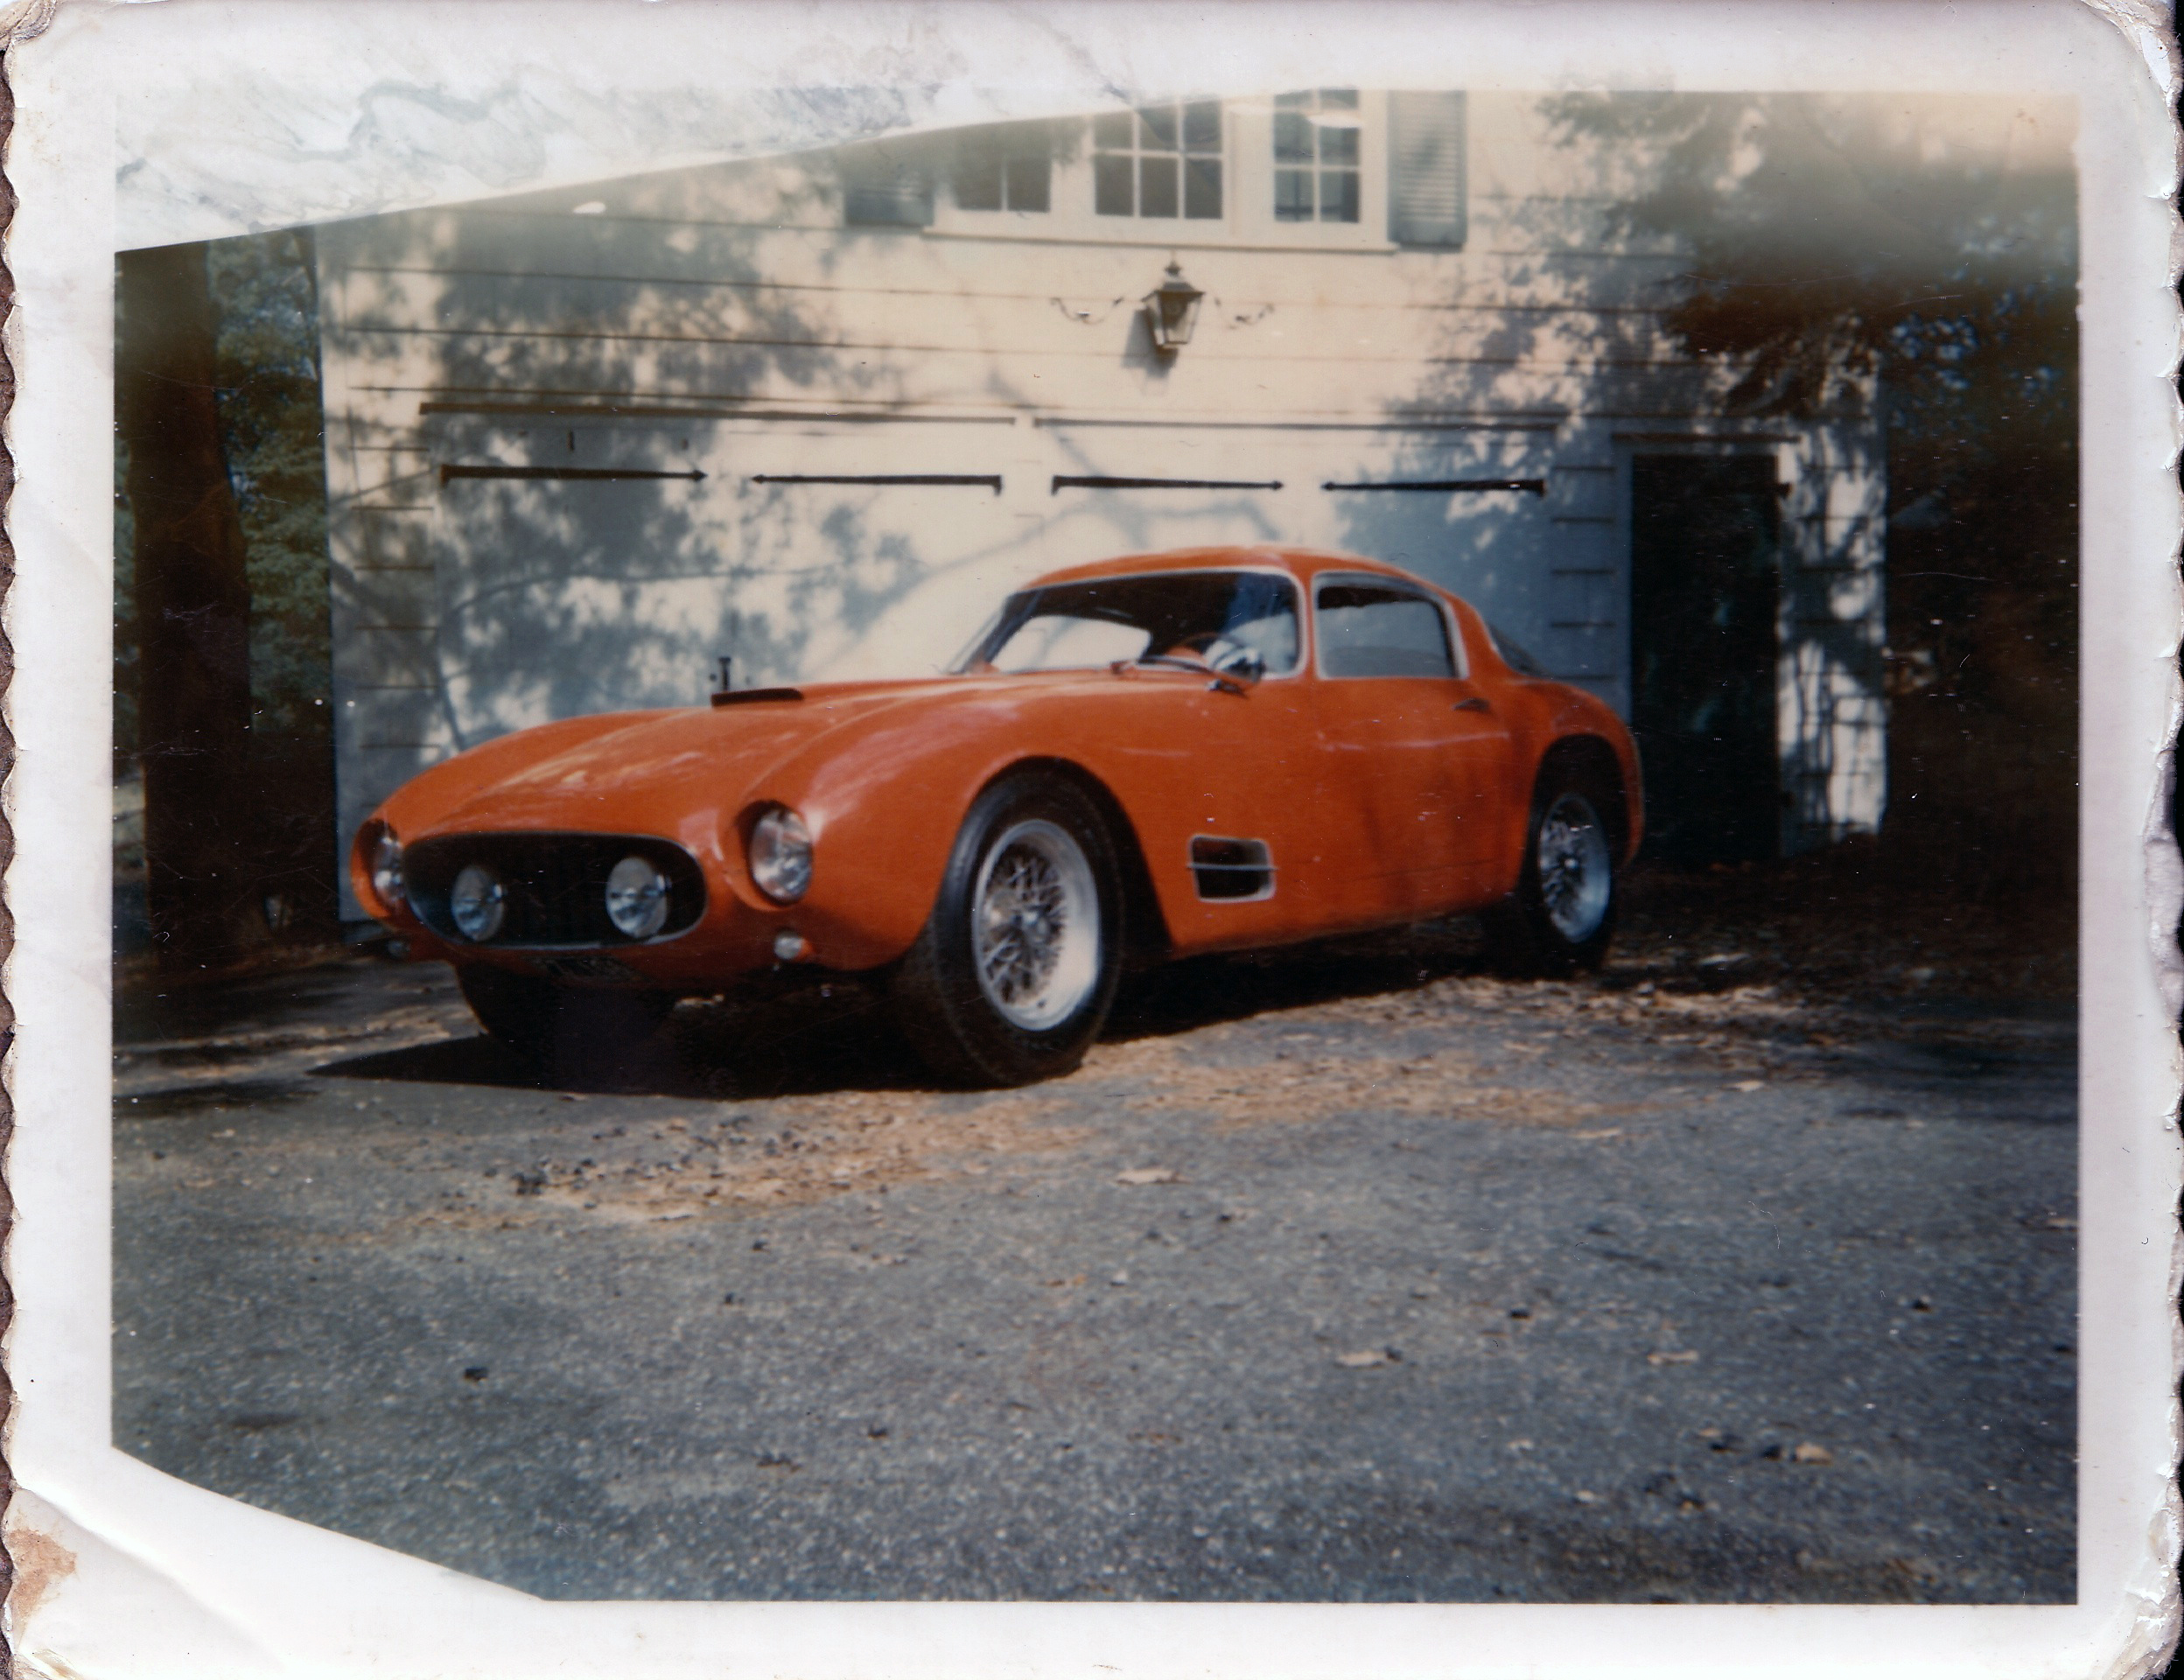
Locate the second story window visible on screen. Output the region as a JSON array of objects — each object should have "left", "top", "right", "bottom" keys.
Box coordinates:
[
  {"left": 953, "top": 121, "right": 1052, "bottom": 214},
  {"left": 1094, "top": 102, "right": 1223, "bottom": 220},
  {"left": 1273, "top": 89, "right": 1361, "bottom": 223}
]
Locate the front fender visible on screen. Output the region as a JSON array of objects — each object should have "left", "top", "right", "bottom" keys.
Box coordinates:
[{"left": 756, "top": 698, "right": 1051, "bottom": 971}]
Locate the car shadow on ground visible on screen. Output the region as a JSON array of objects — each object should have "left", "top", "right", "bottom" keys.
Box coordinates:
[{"left": 312, "top": 920, "right": 1502, "bottom": 1102}]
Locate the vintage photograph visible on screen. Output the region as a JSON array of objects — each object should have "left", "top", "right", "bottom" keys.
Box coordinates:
[
  {"left": 9, "top": 5, "right": 2170, "bottom": 1671},
  {"left": 103, "top": 73, "right": 2090, "bottom": 1609}
]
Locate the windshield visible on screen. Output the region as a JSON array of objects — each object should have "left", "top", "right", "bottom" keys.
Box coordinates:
[{"left": 956, "top": 570, "right": 1303, "bottom": 676}]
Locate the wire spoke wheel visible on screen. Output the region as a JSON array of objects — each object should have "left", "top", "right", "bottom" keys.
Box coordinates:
[
  {"left": 1536, "top": 793, "right": 1613, "bottom": 944},
  {"left": 970, "top": 819, "right": 1101, "bottom": 1030}
]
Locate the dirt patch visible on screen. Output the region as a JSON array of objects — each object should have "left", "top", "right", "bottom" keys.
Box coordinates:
[
  {"left": 486, "top": 1086, "right": 1088, "bottom": 1223},
  {"left": 1082, "top": 1034, "right": 1635, "bottom": 1131}
]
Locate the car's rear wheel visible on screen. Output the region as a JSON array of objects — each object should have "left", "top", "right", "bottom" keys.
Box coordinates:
[
  {"left": 1483, "top": 766, "right": 1620, "bottom": 977},
  {"left": 891, "top": 772, "right": 1124, "bottom": 1087},
  {"left": 457, "top": 964, "right": 676, "bottom": 1086}
]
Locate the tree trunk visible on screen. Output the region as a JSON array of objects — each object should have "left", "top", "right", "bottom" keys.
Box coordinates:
[{"left": 117, "top": 242, "right": 267, "bottom": 968}]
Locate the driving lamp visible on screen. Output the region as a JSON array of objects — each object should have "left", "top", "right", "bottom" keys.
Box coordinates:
[
  {"left": 369, "top": 829, "right": 406, "bottom": 909},
  {"left": 749, "top": 806, "right": 814, "bottom": 903},
  {"left": 606, "top": 855, "right": 672, "bottom": 939},
  {"left": 449, "top": 863, "right": 506, "bottom": 942}
]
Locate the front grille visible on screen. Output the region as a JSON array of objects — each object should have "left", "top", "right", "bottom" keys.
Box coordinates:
[{"left": 405, "top": 832, "right": 707, "bottom": 948}]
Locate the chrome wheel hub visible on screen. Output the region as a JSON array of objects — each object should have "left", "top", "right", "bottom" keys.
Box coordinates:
[
  {"left": 1537, "top": 793, "right": 1613, "bottom": 943},
  {"left": 971, "top": 819, "right": 1100, "bottom": 1030}
]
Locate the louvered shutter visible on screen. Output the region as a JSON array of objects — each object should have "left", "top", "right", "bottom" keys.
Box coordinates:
[
  {"left": 840, "top": 139, "right": 934, "bottom": 228},
  {"left": 1387, "top": 92, "right": 1466, "bottom": 248}
]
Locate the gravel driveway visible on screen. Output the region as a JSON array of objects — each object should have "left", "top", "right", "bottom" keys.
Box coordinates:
[{"left": 112, "top": 926, "right": 2076, "bottom": 1603}]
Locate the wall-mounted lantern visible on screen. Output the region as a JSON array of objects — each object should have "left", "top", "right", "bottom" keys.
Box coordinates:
[{"left": 1141, "top": 259, "right": 1205, "bottom": 355}]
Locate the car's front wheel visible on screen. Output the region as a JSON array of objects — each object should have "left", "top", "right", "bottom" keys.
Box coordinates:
[
  {"left": 891, "top": 772, "right": 1124, "bottom": 1087},
  {"left": 1483, "top": 767, "right": 1620, "bottom": 977},
  {"left": 457, "top": 963, "right": 676, "bottom": 1086}
]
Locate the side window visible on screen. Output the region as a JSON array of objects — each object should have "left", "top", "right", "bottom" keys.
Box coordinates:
[
  {"left": 1273, "top": 89, "right": 1361, "bottom": 224},
  {"left": 1094, "top": 102, "right": 1223, "bottom": 220},
  {"left": 953, "top": 121, "right": 1053, "bottom": 214},
  {"left": 1317, "top": 581, "right": 1457, "bottom": 679}
]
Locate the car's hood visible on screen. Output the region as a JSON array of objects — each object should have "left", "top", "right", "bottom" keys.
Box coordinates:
[{"left": 392, "top": 674, "right": 1095, "bottom": 839}]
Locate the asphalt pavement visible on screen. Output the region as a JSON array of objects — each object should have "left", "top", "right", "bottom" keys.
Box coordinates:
[{"left": 111, "top": 928, "right": 2076, "bottom": 1603}]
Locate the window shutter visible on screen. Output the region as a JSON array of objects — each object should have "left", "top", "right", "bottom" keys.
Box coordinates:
[
  {"left": 840, "top": 139, "right": 934, "bottom": 228},
  {"left": 1387, "top": 91, "right": 1466, "bottom": 248}
]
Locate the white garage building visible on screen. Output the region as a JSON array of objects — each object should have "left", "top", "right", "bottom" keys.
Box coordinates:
[{"left": 314, "top": 89, "right": 1889, "bottom": 914}]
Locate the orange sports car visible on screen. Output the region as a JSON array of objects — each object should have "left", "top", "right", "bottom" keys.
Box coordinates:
[{"left": 352, "top": 546, "right": 1642, "bottom": 1086}]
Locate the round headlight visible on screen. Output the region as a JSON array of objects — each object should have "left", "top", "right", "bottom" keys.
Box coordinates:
[
  {"left": 748, "top": 806, "right": 813, "bottom": 904},
  {"left": 449, "top": 863, "right": 506, "bottom": 942},
  {"left": 605, "top": 855, "right": 671, "bottom": 939},
  {"left": 369, "top": 829, "right": 406, "bottom": 909}
]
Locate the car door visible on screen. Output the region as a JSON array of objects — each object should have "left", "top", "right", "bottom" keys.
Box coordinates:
[{"left": 1308, "top": 574, "right": 1515, "bottom": 923}]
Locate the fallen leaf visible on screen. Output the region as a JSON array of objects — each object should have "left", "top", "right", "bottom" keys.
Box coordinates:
[
  {"left": 1117, "top": 1167, "right": 1181, "bottom": 1186},
  {"left": 1732, "top": 1080, "right": 1765, "bottom": 1093},
  {"left": 1574, "top": 1489, "right": 1601, "bottom": 1504},
  {"left": 1041, "top": 1274, "right": 1088, "bottom": 1289},
  {"left": 1506, "top": 1438, "right": 1535, "bottom": 1452},
  {"left": 1646, "top": 1349, "right": 1700, "bottom": 1367},
  {"left": 1571, "top": 1127, "right": 1623, "bottom": 1141},
  {"left": 1792, "top": 1442, "right": 1834, "bottom": 1466},
  {"left": 1335, "top": 1348, "right": 1400, "bottom": 1368}
]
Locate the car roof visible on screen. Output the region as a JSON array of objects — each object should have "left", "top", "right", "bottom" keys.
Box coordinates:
[{"left": 1028, "top": 546, "right": 1436, "bottom": 592}]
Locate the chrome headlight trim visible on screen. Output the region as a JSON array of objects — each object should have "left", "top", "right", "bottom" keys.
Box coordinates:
[{"left": 749, "top": 806, "right": 814, "bottom": 904}]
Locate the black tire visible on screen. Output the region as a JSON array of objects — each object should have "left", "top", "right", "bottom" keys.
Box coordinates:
[
  {"left": 457, "top": 963, "right": 676, "bottom": 1087},
  {"left": 890, "top": 772, "right": 1125, "bottom": 1088},
  {"left": 1482, "top": 765, "right": 1620, "bottom": 978}
]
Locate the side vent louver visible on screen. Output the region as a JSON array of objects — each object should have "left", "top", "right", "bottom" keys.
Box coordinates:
[{"left": 1190, "top": 836, "right": 1276, "bottom": 901}]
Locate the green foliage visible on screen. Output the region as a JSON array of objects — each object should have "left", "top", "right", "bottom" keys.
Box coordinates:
[
  {"left": 114, "top": 231, "right": 332, "bottom": 760},
  {"left": 208, "top": 228, "right": 333, "bottom": 741},
  {"left": 1547, "top": 94, "right": 2078, "bottom": 892}
]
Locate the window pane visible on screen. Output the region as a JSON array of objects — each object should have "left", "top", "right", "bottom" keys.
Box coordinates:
[
  {"left": 966, "top": 573, "right": 1303, "bottom": 676},
  {"left": 954, "top": 140, "right": 1003, "bottom": 211},
  {"left": 1093, "top": 110, "right": 1133, "bottom": 150},
  {"left": 1184, "top": 157, "right": 1222, "bottom": 219},
  {"left": 1274, "top": 168, "right": 1314, "bottom": 221},
  {"left": 1273, "top": 109, "right": 1313, "bottom": 164},
  {"left": 991, "top": 615, "right": 1152, "bottom": 674},
  {"left": 1318, "top": 586, "right": 1455, "bottom": 678},
  {"left": 1318, "top": 88, "right": 1359, "bottom": 109},
  {"left": 1094, "top": 153, "right": 1135, "bottom": 216},
  {"left": 1139, "top": 155, "right": 1180, "bottom": 217},
  {"left": 1274, "top": 91, "right": 1309, "bottom": 108},
  {"left": 1318, "top": 123, "right": 1359, "bottom": 167},
  {"left": 1182, "top": 101, "right": 1222, "bottom": 150},
  {"left": 1320, "top": 167, "right": 1360, "bottom": 223},
  {"left": 1138, "top": 102, "right": 1179, "bottom": 150},
  {"left": 1004, "top": 153, "right": 1050, "bottom": 213}
]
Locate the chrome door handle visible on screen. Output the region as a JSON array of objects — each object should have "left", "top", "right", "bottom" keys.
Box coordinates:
[{"left": 1452, "top": 696, "right": 1493, "bottom": 714}]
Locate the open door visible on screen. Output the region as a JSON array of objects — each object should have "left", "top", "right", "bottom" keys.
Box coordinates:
[{"left": 1628, "top": 454, "right": 1782, "bottom": 863}]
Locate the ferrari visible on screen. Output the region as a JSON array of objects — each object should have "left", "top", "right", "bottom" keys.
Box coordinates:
[{"left": 352, "top": 546, "right": 1642, "bottom": 1085}]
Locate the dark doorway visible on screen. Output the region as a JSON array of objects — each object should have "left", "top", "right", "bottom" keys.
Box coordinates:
[{"left": 1628, "top": 453, "right": 1782, "bottom": 863}]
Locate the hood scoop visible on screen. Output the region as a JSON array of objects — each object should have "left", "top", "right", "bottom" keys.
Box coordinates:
[{"left": 711, "top": 686, "right": 805, "bottom": 707}]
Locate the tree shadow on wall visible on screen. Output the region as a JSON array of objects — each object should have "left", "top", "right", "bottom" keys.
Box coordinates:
[{"left": 1339, "top": 93, "right": 2076, "bottom": 906}]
